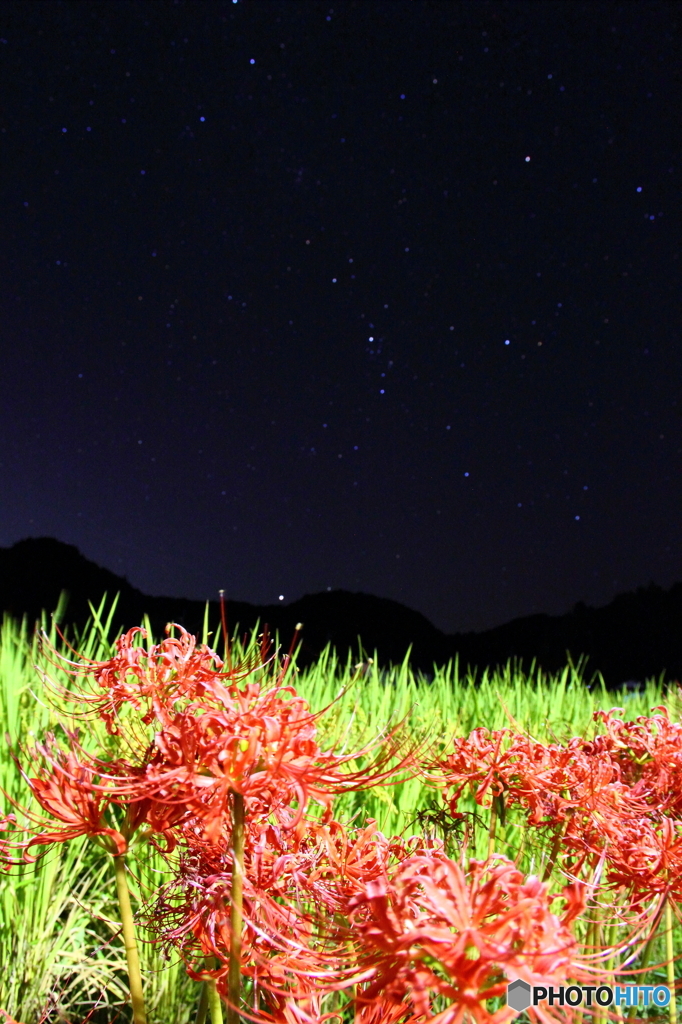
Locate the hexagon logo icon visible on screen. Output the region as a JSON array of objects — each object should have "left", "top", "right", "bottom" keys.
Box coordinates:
[{"left": 507, "top": 979, "right": 532, "bottom": 1012}]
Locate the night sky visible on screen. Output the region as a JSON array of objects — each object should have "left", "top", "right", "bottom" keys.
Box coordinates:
[{"left": 1, "top": 0, "right": 680, "bottom": 635}]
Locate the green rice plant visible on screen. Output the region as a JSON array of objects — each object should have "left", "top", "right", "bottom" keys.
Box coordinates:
[
  {"left": 0, "top": 604, "right": 128, "bottom": 1022},
  {"left": 0, "top": 599, "right": 203, "bottom": 1024},
  {"left": 0, "top": 837, "right": 129, "bottom": 1022},
  {"left": 125, "top": 844, "right": 200, "bottom": 1024}
]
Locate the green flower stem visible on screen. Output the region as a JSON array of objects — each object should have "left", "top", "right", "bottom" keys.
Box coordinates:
[
  {"left": 196, "top": 960, "right": 211, "bottom": 1024},
  {"left": 607, "top": 921, "right": 624, "bottom": 1023},
  {"left": 542, "top": 818, "right": 568, "bottom": 882},
  {"left": 113, "top": 853, "right": 147, "bottom": 1024},
  {"left": 195, "top": 981, "right": 208, "bottom": 1024},
  {"left": 226, "top": 790, "right": 245, "bottom": 1024},
  {"left": 207, "top": 976, "right": 223, "bottom": 1024},
  {"left": 666, "top": 899, "right": 677, "bottom": 1024},
  {"left": 196, "top": 957, "right": 223, "bottom": 1024},
  {"left": 487, "top": 797, "right": 497, "bottom": 861},
  {"left": 589, "top": 909, "right": 604, "bottom": 1024},
  {"left": 629, "top": 896, "right": 666, "bottom": 1019}
]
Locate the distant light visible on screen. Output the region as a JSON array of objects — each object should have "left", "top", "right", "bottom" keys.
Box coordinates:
[
  {"left": 404, "top": 247, "right": 410, "bottom": 252},
  {"left": 575, "top": 515, "right": 580, "bottom": 520},
  {"left": 200, "top": 116, "right": 205, "bottom": 122},
  {"left": 464, "top": 471, "right": 469, "bottom": 477},
  {"left": 250, "top": 58, "right": 255, "bottom": 64},
  {"left": 400, "top": 93, "right": 406, "bottom": 99},
  {"left": 61, "top": 128, "right": 67, "bottom": 133},
  {"left": 332, "top": 277, "right": 337, "bottom": 282},
  {"left": 504, "top": 339, "right": 510, "bottom": 345},
  {"left": 140, "top": 169, "right": 146, "bottom": 175},
  {"left": 379, "top": 389, "right": 385, "bottom": 394},
  {"left": 278, "top": 595, "right": 284, "bottom": 601},
  {"left": 547, "top": 73, "right": 553, "bottom": 79},
  {"left": 636, "top": 186, "right": 642, "bottom": 192},
  {"left": 368, "top": 336, "right": 374, "bottom": 341},
  {"left": 525, "top": 155, "right": 531, "bottom": 162}
]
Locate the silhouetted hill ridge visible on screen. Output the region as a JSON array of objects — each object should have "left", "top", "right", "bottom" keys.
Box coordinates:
[{"left": 1, "top": 537, "right": 680, "bottom": 687}]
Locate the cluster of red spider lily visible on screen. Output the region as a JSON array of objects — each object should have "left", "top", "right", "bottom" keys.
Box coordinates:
[
  {"left": 151, "top": 809, "right": 591, "bottom": 1023},
  {"left": 430, "top": 707, "right": 682, "bottom": 911},
  {"left": 0, "top": 622, "right": 673, "bottom": 1023}
]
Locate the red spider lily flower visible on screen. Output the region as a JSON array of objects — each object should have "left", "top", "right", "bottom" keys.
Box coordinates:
[
  {"left": 593, "top": 707, "right": 682, "bottom": 816},
  {"left": 112, "top": 682, "right": 417, "bottom": 846},
  {"left": 588, "top": 815, "right": 682, "bottom": 903},
  {"left": 3, "top": 736, "right": 128, "bottom": 858},
  {"left": 348, "top": 852, "right": 594, "bottom": 1024},
  {"left": 148, "top": 813, "right": 379, "bottom": 1009},
  {"left": 426, "top": 728, "right": 519, "bottom": 807},
  {"left": 1, "top": 730, "right": 194, "bottom": 864},
  {"left": 34, "top": 625, "right": 419, "bottom": 846},
  {"left": 35, "top": 625, "right": 246, "bottom": 732}
]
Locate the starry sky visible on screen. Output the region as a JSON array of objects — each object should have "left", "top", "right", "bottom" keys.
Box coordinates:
[{"left": 1, "top": 0, "right": 680, "bottom": 635}]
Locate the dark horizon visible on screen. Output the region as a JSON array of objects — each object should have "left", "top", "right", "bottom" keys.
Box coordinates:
[
  {"left": 3, "top": 531, "right": 680, "bottom": 634},
  {"left": 2, "top": 1, "right": 679, "bottom": 636},
  {"left": 3, "top": 535, "right": 682, "bottom": 688}
]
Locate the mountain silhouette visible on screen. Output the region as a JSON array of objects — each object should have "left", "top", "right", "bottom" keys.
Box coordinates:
[{"left": 1, "top": 537, "right": 680, "bottom": 688}]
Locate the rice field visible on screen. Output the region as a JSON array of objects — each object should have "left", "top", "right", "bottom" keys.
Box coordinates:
[{"left": 0, "top": 593, "right": 677, "bottom": 1024}]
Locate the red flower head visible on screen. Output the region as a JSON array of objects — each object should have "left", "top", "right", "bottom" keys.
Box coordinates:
[
  {"left": 5, "top": 735, "right": 128, "bottom": 858},
  {"left": 348, "top": 852, "right": 593, "bottom": 1024},
  {"left": 26, "top": 625, "right": 418, "bottom": 848}
]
